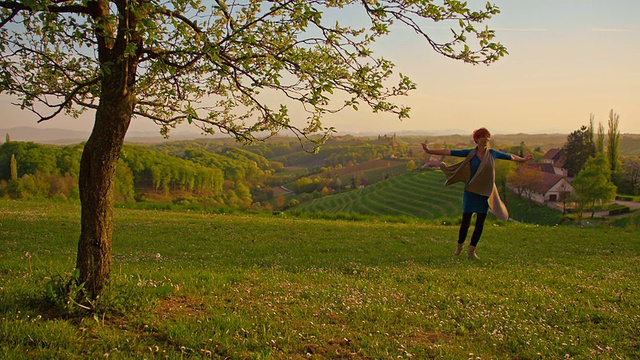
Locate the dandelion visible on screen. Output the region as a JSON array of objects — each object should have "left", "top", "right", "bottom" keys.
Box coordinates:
[{"left": 25, "top": 252, "right": 32, "bottom": 275}]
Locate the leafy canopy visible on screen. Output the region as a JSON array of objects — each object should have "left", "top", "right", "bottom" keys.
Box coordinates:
[
  {"left": 571, "top": 154, "right": 617, "bottom": 215},
  {"left": 1, "top": 0, "right": 506, "bottom": 145},
  {"left": 562, "top": 125, "right": 595, "bottom": 177}
]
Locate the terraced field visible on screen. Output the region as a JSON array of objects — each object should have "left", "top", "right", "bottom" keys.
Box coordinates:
[{"left": 292, "top": 170, "right": 464, "bottom": 219}]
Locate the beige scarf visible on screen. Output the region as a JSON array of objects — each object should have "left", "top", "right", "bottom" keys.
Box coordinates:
[{"left": 439, "top": 147, "right": 509, "bottom": 221}]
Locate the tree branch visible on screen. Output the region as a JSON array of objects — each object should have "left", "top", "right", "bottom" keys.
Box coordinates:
[
  {"left": 0, "top": 7, "right": 18, "bottom": 28},
  {"left": 0, "top": 0, "right": 91, "bottom": 15}
]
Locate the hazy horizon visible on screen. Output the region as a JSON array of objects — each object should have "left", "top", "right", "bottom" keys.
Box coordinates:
[{"left": 4, "top": 125, "right": 639, "bottom": 147}]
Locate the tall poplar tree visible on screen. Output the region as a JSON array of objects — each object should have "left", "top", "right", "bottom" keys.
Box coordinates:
[
  {"left": 596, "top": 122, "right": 605, "bottom": 156},
  {"left": 9, "top": 153, "right": 17, "bottom": 180},
  {"left": 1, "top": 0, "right": 507, "bottom": 299},
  {"left": 607, "top": 109, "right": 622, "bottom": 183}
]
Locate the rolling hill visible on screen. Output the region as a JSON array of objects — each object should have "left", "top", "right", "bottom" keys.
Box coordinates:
[
  {"left": 290, "top": 169, "right": 564, "bottom": 225},
  {"left": 291, "top": 170, "right": 464, "bottom": 219}
]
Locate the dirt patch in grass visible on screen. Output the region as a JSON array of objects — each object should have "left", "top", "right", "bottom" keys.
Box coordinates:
[
  {"left": 405, "top": 328, "right": 444, "bottom": 345},
  {"left": 303, "top": 337, "right": 365, "bottom": 359},
  {"left": 154, "top": 296, "right": 208, "bottom": 321}
]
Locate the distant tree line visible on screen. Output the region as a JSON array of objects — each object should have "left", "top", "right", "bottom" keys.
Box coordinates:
[
  {"left": 0, "top": 140, "right": 280, "bottom": 209},
  {"left": 0, "top": 141, "right": 83, "bottom": 201},
  {"left": 0, "top": 135, "right": 408, "bottom": 210}
]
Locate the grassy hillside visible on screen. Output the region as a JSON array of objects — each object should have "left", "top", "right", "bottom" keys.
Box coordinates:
[
  {"left": 291, "top": 170, "right": 562, "bottom": 225},
  {"left": 1, "top": 200, "right": 639, "bottom": 359},
  {"left": 293, "top": 170, "right": 462, "bottom": 220}
]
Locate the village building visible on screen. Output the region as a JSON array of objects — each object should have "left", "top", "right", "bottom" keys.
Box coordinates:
[
  {"left": 542, "top": 148, "right": 568, "bottom": 177},
  {"left": 517, "top": 171, "right": 573, "bottom": 204},
  {"left": 509, "top": 148, "right": 574, "bottom": 206}
]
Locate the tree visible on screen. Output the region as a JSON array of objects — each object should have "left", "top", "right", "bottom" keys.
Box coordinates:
[
  {"left": 562, "top": 125, "right": 595, "bottom": 177},
  {"left": 606, "top": 109, "right": 622, "bottom": 183},
  {"left": 495, "top": 159, "right": 516, "bottom": 201},
  {"left": 333, "top": 175, "right": 342, "bottom": 193},
  {"left": 595, "top": 121, "right": 605, "bottom": 156},
  {"left": 622, "top": 156, "right": 640, "bottom": 195},
  {"left": 571, "top": 154, "right": 617, "bottom": 219},
  {"left": 518, "top": 141, "right": 525, "bottom": 157},
  {"left": 58, "top": 144, "right": 83, "bottom": 178},
  {"left": 406, "top": 159, "right": 416, "bottom": 172},
  {"left": 1, "top": 0, "right": 507, "bottom": 299},
  {"left": 114, "top": 159, "right": 135, "bottom": 203},
  {"left": 507, "top": 164, "right": 542, "bottom": 204},
  {"left": 9, "top": 153, "right": 17, "bottom": 180},
  {"left": 588, "top": 113, "right": 595, "bottom": 151},
  {"left": 6, "top": 153, "right": 22, "bottom": 197}
]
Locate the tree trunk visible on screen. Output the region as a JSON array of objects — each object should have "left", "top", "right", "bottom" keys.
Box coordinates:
[
  {"left": 76, "top": 95, "right": 133, "bottom": 298},
  {"left": 74, "top": 0, "right": 143, "bottom": 298},
  {"left": 75, "top": 40, "right": 137, "bottom": 298}
]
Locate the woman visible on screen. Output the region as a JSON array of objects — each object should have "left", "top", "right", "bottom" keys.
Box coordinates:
[{"left": 421, "top": 128, "right": 532, "bottom": 259}]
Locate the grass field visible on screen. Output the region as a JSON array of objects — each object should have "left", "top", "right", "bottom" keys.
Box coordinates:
[{"left": 1, "top": 199, "right": 639, "bottom": 359}]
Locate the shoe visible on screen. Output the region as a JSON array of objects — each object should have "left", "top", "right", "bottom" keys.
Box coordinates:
[
  {"left": 454, "top": 244, "right": 464, "bottom": 256},
  {"left": 467, "top": 245, "right": 480, "bottom": 259}
]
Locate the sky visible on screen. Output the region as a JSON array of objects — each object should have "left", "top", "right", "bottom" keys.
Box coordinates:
[
  {"left": 1, "top": 0, "right": 639, "bottom": 138},
  {"left": 323, "top": 0, "right": 640, "bottom": 136}
]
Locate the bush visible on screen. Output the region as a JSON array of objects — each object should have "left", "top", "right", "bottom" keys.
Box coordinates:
[
  {"left": 616, "top": 195, "right": 635, "bottom": 201},
  {"left": 608, "top": 204, "right": 631, "bottom": 216},
  {"left": 609, "top": 213, "right": 639, "bottom": 228}
]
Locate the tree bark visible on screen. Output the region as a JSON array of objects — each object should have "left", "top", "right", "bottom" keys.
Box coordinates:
[
  {"left": 74, "top": 0, "right": 142, "bottom": 299},
  {"left": 76, "top": 46, "right": 138, "bottom": 298},
  {"left": 76, "top": 93, "right": 133, "bottom": 298}
]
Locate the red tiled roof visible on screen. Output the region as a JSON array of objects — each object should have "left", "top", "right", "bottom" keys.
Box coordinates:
[
  {"left": 529, "top": 162, "right": 556, "bottom": 174},
  {"left": 543, "top": 148, "right": 562, "bottom": 160},
  {"left": 530, "top": 172, "right": 565, "bottom": 194}
]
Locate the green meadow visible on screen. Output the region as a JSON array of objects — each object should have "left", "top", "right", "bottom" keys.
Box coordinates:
[{"left": 1, "top": 199, "right": 639, "bottom": 359}]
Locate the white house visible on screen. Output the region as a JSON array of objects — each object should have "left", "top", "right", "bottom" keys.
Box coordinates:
[{"left": 513, "top": 171, "right": 574, "bottom": 204}]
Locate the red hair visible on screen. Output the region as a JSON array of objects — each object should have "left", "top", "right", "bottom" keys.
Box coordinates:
[{"left": 472, "top": 128, "right": 491, "bottom": 142}]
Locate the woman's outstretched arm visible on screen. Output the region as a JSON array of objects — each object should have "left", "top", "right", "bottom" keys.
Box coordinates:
[
  {"left": 422, "top": 143, "right": 452, "bottom": 156},
  {"left": 510, "top": 154, "right": 533, "bottom": 163}
]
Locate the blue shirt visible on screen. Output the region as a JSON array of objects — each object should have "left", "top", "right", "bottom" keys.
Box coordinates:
[
  {"left": 450, "top": 149, "right": 512, "bottom": 184},
  {"left": 449, "top": 149, "right": 512, "bottom": 213}
]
